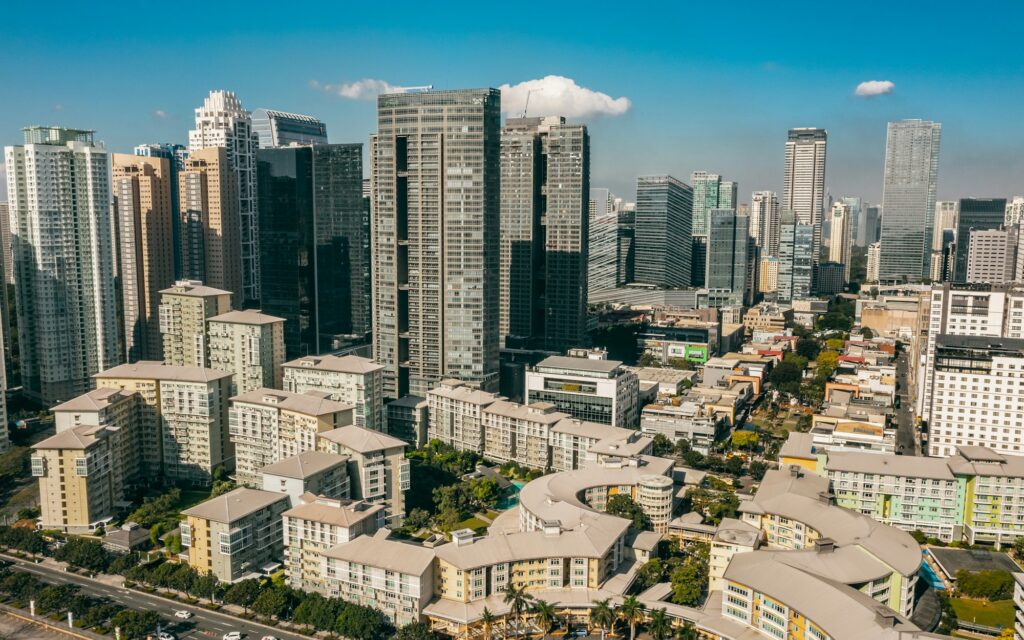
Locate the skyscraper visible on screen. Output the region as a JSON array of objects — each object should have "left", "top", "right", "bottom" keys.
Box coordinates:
[
  {"left": 372, "top": 88, "right": 501, "bottom": 398},
  {"left": 828, "top": 201, "right": 853, "bottom": 283},
  {"left": 112, "top": 153, "right": 175, "bottom": 362},
  {"left": 251, "top": 109, "right": 328, "bottom": 148},
  {"left": 878, "top": 119, "right": 941, "bottom": 282},
  {"left": 617, "top": 202, "right": 636, "bottom": 284},
  {"left": 1007, "top": 197, "right": 1024, "bottom": 226},
  {"left": 953, "top": 198, "right": 1007, "bottom": 282},
  {"left": 189, "top": 90, "right": 260, "bottom": 305},
  {"left": 256, "top": 143, "right": 369, "bottom": 359},
  {"left": 5, "top": 127, "right": 119, "bottom": 404},
  {"left": 634, "top": 176, "right": 693, "bottom": 288},
  {"left": 862, "top": 204, "right": 882, "bottom": 246},
  {"left": 719, "top": 181, "right": 738, "bottom": 210},
  {"left": 499, "top": 116, "right": 589, "bottom": 352},
  {"left": 179, "top": 147, "right": 243, "bottom": 305},
  {"left": 588, "top": 188, "right": 620, "bottom": 300},
  {"left": 705, "top": 209, "right": 749, "bottom": 306},
  {"left": 750, "top": 191, "right": 781, "bottom": 256},
  {"left": 135, "top": 143, "right": 189, "bottom": 278},
  {"left": 777, "top": 211, "right": 813, "bottom": 302},
  {"left": 933, "top": 201, "right": 959, "bottom": 251},
  {"left": 782, "top": 128, "right": 827, "bottom": 267},
  {"left": 690, "top": 171, "right": 721, "bottom": 237}
]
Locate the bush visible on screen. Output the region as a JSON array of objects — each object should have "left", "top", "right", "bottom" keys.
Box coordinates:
[
  {"left": 956, "top": 569, "right": 1014, "bottom": 600},
  {"left": 53, "top": 538, "right": 113, "bottom": 573}
]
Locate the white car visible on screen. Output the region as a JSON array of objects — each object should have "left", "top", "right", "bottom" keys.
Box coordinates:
[
  {"left": 223, "top": 633, "right": 244, "bottom": 640},
  {"left": 158, "top": 633, "right": 176, "bottom": 640},
  {"left": 174, "top": 610, "right": 193, "bottom": 619},
  {"left": 261, "top": 636, "right": 278, "bottom": 640}
]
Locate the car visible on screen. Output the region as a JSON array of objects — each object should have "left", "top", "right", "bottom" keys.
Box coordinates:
[
  {"left": 174, "top": 610, "right": 193, "bottom": 619},
  {"left": 223, "top": 633, "right": 244, "bottom": 640},
  {"left": 261, "top": 636, "right": 278, "bottom": 640},
  {"left": 158, "top": 633, "right": 176, "bottom": 640}
]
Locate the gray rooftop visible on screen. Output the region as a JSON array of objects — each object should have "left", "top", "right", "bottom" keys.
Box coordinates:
[
  {"left": 182, "top": 487, "right": 288, "bottom": 523},
  {"left": 208, "top": 309, "right": 285, "bottom": 326},
  {"left": 535, "top": 355, "right": 624, "bottom": 374},
  {"left": 96, "top": 361, "right": 232, "bottom": 383},
  {"left": 322, "top": 530, "right": 435, "bottom": 576},
  {"left": 231, "top": 388, "right": 353, "bottom": 417},
  {"left": 283, "top": 354, "right": 384, "bottom": 375},
  {"left": 259, "top": 451, "right": 349, "bottom": 480},
  {"left": 318, "top": 424, "right": 407, "bottom": 453}
]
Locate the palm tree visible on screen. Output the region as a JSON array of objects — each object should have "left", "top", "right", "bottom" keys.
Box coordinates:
[
  {"left": 647, "top": 608, "right": 671, "bottom": 640},
  {"left": 532, "top": 599, "right": 556, "bottom": 637},
  {"left": 617, "top": 595, "right": 647, "bottom": 640},
  {"left": 675, "top": 621, "right": 699, "bottom": 640},
  {"left": 480, "top": 607, "right": 496, "bottom": 640},
  {"left": 590, "top": 599, "right": 616, "bottom": 639},
  {"left": 503, "top": 584, "right": 533, "bottom": 636}
]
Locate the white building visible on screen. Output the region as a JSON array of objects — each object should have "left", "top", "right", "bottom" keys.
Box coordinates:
[
  {"left": 966, "top": 227, "right": 1021, "bottom": 284},
  {"left": 259, "top": 450, "right": 351, "bottom": 506},
  {"left": 750, "top": 190, "right": 780, "bottom": 256},
  {"left": 525, "top": 355, "right": 639, "bottom": 428},
  {"left": 282, "top": 355, "right": 384, "bottom": 430},
  {"left": 828, "top": 201, "right": 853, "bottom": 282},
  {"left": 5, "top": 127, "right": 119, "bottom": 404},
  {"left": 640, "top": 402, "right": 724, "bottom": 455},
  {"left": 317, "top": 425, "right": 409, "bottom": 527},
  {"left": 867, "top": 242, "right": 881, "bottom": 282},
  {"left": 207, "top": 310, "right": 285, "bottom": 395},
  {"left": 189, "top": 90, "right": 260, "bottom": 305}
]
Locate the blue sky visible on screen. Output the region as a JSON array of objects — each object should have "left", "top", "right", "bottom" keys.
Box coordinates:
[{"left": 2, "top": 0, "right": 1022, "bottom": 203}]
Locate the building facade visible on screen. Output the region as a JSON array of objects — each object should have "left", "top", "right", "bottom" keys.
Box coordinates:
[
  {"left": 316, "top": 425, "right": 409, "bottom": 526},
  {"left": 251, "top": 109, "right": 328, "bottom": 148},
  {"left": 634, "top": 175, "right": 693, "bottom": 287},
  {"left": 282, "top": 354, "right": 384, "bottom": 429},
  {"left": 159, "top": 280, "right": 232, "bottom": 368},
  {"left": 207, "top": 310, "right": 285, "bottom": 395},
  {"left": 706, "top": 209, "right": 749, "bottom": 306},
  {"left": 782, "top": 128, "right": 827, "bottom": 272},
  {"left": 776, "top": 212, "right": 813, "bottom": 302},
  {"left": 750, "top": 190, "right": 780, "bottom": 256},
  {"left": 525, "top": 355, "right": 640, "bottom": 428},
  {"left": 954, "top": 198, "right": 1007, "bottom": 282},
  {"left": 134, "top": 143, "right": 189, "bottom": 279}
]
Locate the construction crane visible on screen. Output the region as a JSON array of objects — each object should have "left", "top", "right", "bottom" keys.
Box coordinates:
[{"left": 521, "top": 88, "right": 544, "bottom": 118}]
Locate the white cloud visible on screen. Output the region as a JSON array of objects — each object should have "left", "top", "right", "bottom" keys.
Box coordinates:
[
  {"left": 854, "top": 80, "right": 895, "bottom": 97},
  {"left": 498, "top": 75, "right": 631, "bottom": 118},
  {"left": 152, "top": 109, "right": 168, "bottom": 119},
  {"left": 310, "top": 78, "right": 405, "bottom": 100}
]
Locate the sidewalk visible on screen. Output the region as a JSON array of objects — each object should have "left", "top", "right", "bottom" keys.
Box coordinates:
[{"left": 0, "top": 601, "right": 107, "bottom": 640}]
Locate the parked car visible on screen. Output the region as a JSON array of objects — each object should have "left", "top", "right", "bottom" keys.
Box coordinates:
[
  {"left": 223, "top": 633, "right": 244, "bottom": 640},
  {"left": 174, "top": 610, "right": 193, "bottom": 619}
]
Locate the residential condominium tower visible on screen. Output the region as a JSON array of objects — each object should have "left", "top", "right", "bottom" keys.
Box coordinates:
[
  {"left": 777, "top": 211, "right": 814, "bottom": 302},
  {"left": 112, "top": 153, "right": 175, "bottom": 362},
  {"left": 828, "top": 201, "right": 853, "bottom": 283},
  {"left": 782, "top": 128, "right": 827, "bottom": 273},
  {"left": 5, "top": 127, "right": 119, "bottom": 404},
  {"left": 189, "top": 90, "right": 260, "bottom": 305},
  {"left": 750, "top": 190, "right": 781, "bottom": 256},
  {"left": 134, "top": 143, "right": 189, "bottom": 278},
  {"left": 634, "top": 175, "right": 693, "bottom": 287},
  {"left": 588, "top": 188, "right": 620, "bottom": 299},
  {"left": 371, "top": 88, "right": 501, "bottom": 398},
  {"left": 282, "top": 354, "right": 384, "bottom": 430},
  {"left": 159, "top": 280, "right": 232, "bottom": 368},
  {"left": 878, "top": 119, "right": 941, "bottom": 282},
  {"left": 256, "top": 144, "right": 370, "bottom": 358},
  {"left": 251, "top": 109, "right": 328, "bottom": 148},
  {"left": 206, "top": 310, "right": 285, "bottom": 395},
  {"left": 953, "top": 198, "right": 1006, "bottom": 282},
  {"left": 499, "top": 116, "right": 590, "bottom": 351}
]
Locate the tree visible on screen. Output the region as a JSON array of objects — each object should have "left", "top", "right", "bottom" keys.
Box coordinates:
[
  {"left": 54, "top": 538, "right": 112, "bottom": 572},
  {"left": 194, "top": 573, "right": 220, "bottom": 602},
  {"left": 635, "top": 559, "right": 665, "bottom": 591},
  {"left": 617, "top": 595, "right": 646, "bottom": 640},
  {"left": 606, "top": 494, "right": 650, "bottom": 530},
  {"left": 395, "top": 621, "right": 443, "bottom": 640},
  {"left": 171, "top": 563, "right": 197, "bottom": 597},
  {"left": 647, "top": 608, "right": 672, "bottom": 640},
  {"left": 816, "top": 350, "right": 840, "bottom": 372},
  {"left": 335, "top": 603, "right": 391, "bottom": 640},
  {"left": 675, "top": 622, "right": 699, "bottom": 640},
  {"left": 860, "top": 327, "right": 874, "bottom": 339},
  {"left": 651, "top": 433, "right": 674, "bottom": 457},
  {"left": 532, "top": 599, "right": 556, "bottom": 634},
  {"left": 768, "top": 360, "right": 803, "bottom": 395},
  {"left": 224, "top": 578, "right": 262, "bottom": 613},
  {"left": 166, "top": 534, "right": 182, "bottom": 554},
  {"left": 293, "top": 592, "right": 340, "bottom": 630},
  {"left": 126, "top": 488, "right": 181, "bottom": 529},
  {"left": 724, "top": 456, "right": 745, "bottom": 476},
  {"left": 638, "top": 353, "right": 661, "bottom": 367},
  {"left": 468, "top": 477, "right": 501, "bottom": 510},
  {"left": 796, "top": 338, "right": 821, "bottom": 361},
  {"left": 590, "top": 599, "right": 616, "bottom": 636},
  {"left": 479, "top": 607, "right": 497, "bottom": 640},
  {"left": 956, "top": 569, "right": 1014, "bottom": 600},
  {"left": 38, "top": 584, "right": 77, "bottom": 614},
  {"left": 748, "top": 460, "right": 768, "bottom": 481},
  {"left": 666, "top": 358, "right": 696, "bottom": 371},
  {"left": 503, "top": 583, "right": 533, "bottom": 635},
  {"left": 110, "top": 609, "right": 159, "bottom": 639},
  {"left": 253, "top": 586, "right": 293, "bottom": 619},
  {"left": 405, "top": 508, "right": 431, "bottom": 530},
  {"left": 730, "top": 431, "right": 758, "bottom": 450}
]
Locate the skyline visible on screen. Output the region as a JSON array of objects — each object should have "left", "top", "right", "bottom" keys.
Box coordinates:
[{"left": 2, "top": 1, "right": 1023, "bottom": 204}]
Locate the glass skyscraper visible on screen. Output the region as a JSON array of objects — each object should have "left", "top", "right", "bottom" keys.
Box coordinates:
[
  {"left": 634, "top": 176, "right": 693, "bottom": 288},
  {"left": 706, "top": 209, "right": 749, "bottom": 306},
  {"left": 953, "top": 198, "right": 1007, "bottom": 282},
  {"left": 777, "top": 211, "right": 814, "bottom": 302},
  {"left": 878, "top": 119, "right": 941, "bottom": 282},
  {"left": 256, "top": 144, "right": 368, "bottom": 359},
  {"left": 251, "top": 109, "right": 328, "bottom": 148}
]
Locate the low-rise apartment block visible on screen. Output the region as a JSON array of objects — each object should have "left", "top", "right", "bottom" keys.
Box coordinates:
[
  {"left": 259, "top": 450, "right": 351, "bottom": 506},
  {"left": 317, "top": 425, "right": 408, "bottom": 527},
  {"left": 159, "top": 280, "right": 231, "bottom": 368},
  {"left": 640, "top": 401, "right": 726, "bottom": 455},
  {"left": 207, "top": 310, "right": 285, "bottom": 395},
  {"left": 282, "top": 355, "right": 384, "bottom": 430}
]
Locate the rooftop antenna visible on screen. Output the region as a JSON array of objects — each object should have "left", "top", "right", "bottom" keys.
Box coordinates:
[{"left": 522, "top": 88, "right": 544, "bottom": 118}]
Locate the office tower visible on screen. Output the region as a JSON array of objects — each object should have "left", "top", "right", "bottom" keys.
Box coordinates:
[
  {"left": 525, "top": 355, "right": 640, "bottom": 427},
  {"left": 759, "top": 257, "right": 779, "bottom": 294},
  {"left": 745, "top": 237, "right": 760, "bottom": 305},
  {"left": 705, "top": 209, "right": 749, "bottom": 306},
  {"left": 816, "top": 262, "right": 845, "bottom": 295},
  {"left": 777, "top": 212, "right": 813, "bottom": 302},
  {"left": 617, "top": 202, "right": 636, "bottom": 284},
  {"left": 251, "top": 109, "right": 328, "bottom": 148},
  {"left": 690, "top": 171, "right": 720, "bottom": 237},
  {"left": 135, "top": 143, "right": 189, "bottom": 279},
  {"left": 965, "top": 227, "right": 1020, "bottom": 283},
  {"left": 930, "top": 229, "right": 957, "bottom": 282},
  {"left": 499, "top": 116, "right": 590, "bottom": 351},
  {"left": 0, "top": 202, "right": 11, "bottom": 285},
  {"left": 828, "top": 201, "right": 853, "bottom": 283},
  {"left": 207, "top": 310, "right": 285, "bottom": 395},
  {"left": 782, "top": 128, "right": 827, "bottom": 268},
  {"left": 866, "top": 243, "right": 881, "bottom": 282},
  {"left": 159, "top": 280, "right": 232, "bottom": 367},
  {"left": 634, "top": 176, "right": 693, "bottom": 287},
  {"left": 5, "top": 127, "right": 118, "bottom": 405},
  {"left": 953, "top": 198, "right": 1007, "bottom": 282},
  {"left": 189, "top": 90, "right": 260, "bottom": 305},
  {"left": 282, "top": 354, "right": 385, "bottom": 429},
  {"left": 878, "top": 120, "right": 941, "bottom": 282},
  {"left": 840, "top": 196, "right": 862, "bottom": 247},
  {"left": 719, "top": 181, "right": 738, "bottom": 210},
  {"left": 179, "top": 147, "right": 243, "bottom": 305},
  {"left": 371, "top": 88, "right": 501, "bottom": 398},
  {"left": 933, "top": 201, "right": 959, "bottom": 252},
  {"left": 95, "top": 361, "right": 233, "bottom": 484},
  {"left": 862, "top": 205, "right": 881, "bottom": 246},
  {"left": 257, "top": 144, "right": 369, "bottom": 359},
  {"left": 1007, "top": 197, "right": 1024, "bottom": 226},
  {"left": 588, "top": 188, "right": 620, "bottom": 300},
  {"left": 112, "top": 154, "right": 175, "bottom": 362},
  {"left": 749, "top": 191, "right": 781, "bottom": 256}
]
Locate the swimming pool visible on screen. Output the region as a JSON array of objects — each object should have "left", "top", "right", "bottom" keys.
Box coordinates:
[{"left": 920, "top": 551, "right": 946, "bottom": 590}]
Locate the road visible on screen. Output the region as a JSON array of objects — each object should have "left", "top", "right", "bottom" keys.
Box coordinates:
[
  {"left": 894, "top": 350, "right": 919, "bottom": 456},
  {"left": 2, "top": 554, "right": 303, "bottom": 640}
]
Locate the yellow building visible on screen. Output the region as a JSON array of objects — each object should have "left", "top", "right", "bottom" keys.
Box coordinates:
[{"left": 159, "top": 280, "right": 232, "bottom": 368}]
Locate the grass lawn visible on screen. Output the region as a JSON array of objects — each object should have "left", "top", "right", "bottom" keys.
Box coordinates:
[
  {"left": 949, "top": 597, "right": 1014, "bottom": 628},
  {"left": 456, "top": 516, "right": 489, "bottom": 532}
]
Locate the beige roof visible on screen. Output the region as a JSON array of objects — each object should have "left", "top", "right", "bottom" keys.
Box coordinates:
[
  {"left": 779, "top": 432, "right": 817, "bottom": 461},
  {"left": 52, "top": 388, "right": 133, "bottom": 413},
  {"left": 259, "top": 451, "right": 349, "bottom": 479},
  {"left": 95, "top": 361, "right": 232, "bottom": 383},
  {"left": 283, "top": 354, "right": 384, "bottom": 375},
  {"left": 948, "top": 446, "right": 1024, "bottom": 478},
  {"left": 231, "top": 388, "right": 353, "bottom": 417},
  {"left": 712, "top": 517, "right": 761, "bottom": 548},
  {"left": 825, "top": 450, "right": 954, "bottom": 480},
  {"left": 318, "top": 424, "right": 406, "bottom": 453},
  {"left": 283, "top": 495, "right": 383, "bottom": 528},
  {"left": 182, "top": 487, "right": 288, "bottom": 523},
  {"left": 483, "top": 399, "right": 568, "bottom": 424},
  {"left": 34, "top": 424, "right": 107, "bottom": 450},
  {"left": 629, "top": 367, "right": 697, "bottom": 384},
  {"left": 159, "top": 283, "right": 231, "bottom": 298},
  {"left": 208, "top": 309, "right": 284, "bottom": 325},
  {"left": 428, "top": 380, "right": 501, "bottom": 406},
  {"left": 434, "top": 524, "right": 627, "bottom": 570},
  {"left": 323, "top": 530, "right": 435, "bottom": 576},
  {"left": 386, "top": 395, "right": 428, "bottom": 408},
  {"left": 550, "top": 418, "right": 631, "bottom": 441}
]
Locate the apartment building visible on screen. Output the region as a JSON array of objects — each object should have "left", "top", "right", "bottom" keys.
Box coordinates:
[
  {"left": 159, "top": 280, "right": 232, "bottom": 368},
  {"left": 229, "top": 388, "right": 353, "bottom": 487},
  {"left": 640, "top": 402, "right": 726, "bottom": 455},
  {"left": 282, "top": 494, "right": 384, "bottom": 593},
  {"left": 525, "top": 355, "right": 640, "bottom": 428},
  {"left": 427, "top": 380, "right": 501, "bottom": 454},
  {"left": 317, "top": 425, "right": 408, "bottom": 527},
  {"left": 384, "top": 395, "right": 428, "bottom": 448},
  {"left": 207, "top": 310, "right": 285, "bottom": 395},
  {"left": 282, "top": 355, "right": 384, "bottom": 430},
  {"left": 481, "top": 400, "right": 569, "bottom": 469},
  {"left": 181, "top": 487, "right": 290, "bottom": 583},
  {"left": 259, "top": 451, "right": 351, "bottom": 506},
  {"left": 323, "top": 530, "right": 436, "bottom": 627},
  {"left": 32, "top": 389, "right": 140, "bottom": 532},
  {"left": 94, "top": 362, "right": 232, "bottom": 485},
  {"left": 742, "top": 302, "right": 793, "bottom": 334}
]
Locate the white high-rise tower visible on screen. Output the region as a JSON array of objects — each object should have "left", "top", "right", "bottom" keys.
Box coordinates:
[{"left": 782, "top": 128, "right": 827, "bottom": 274}]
